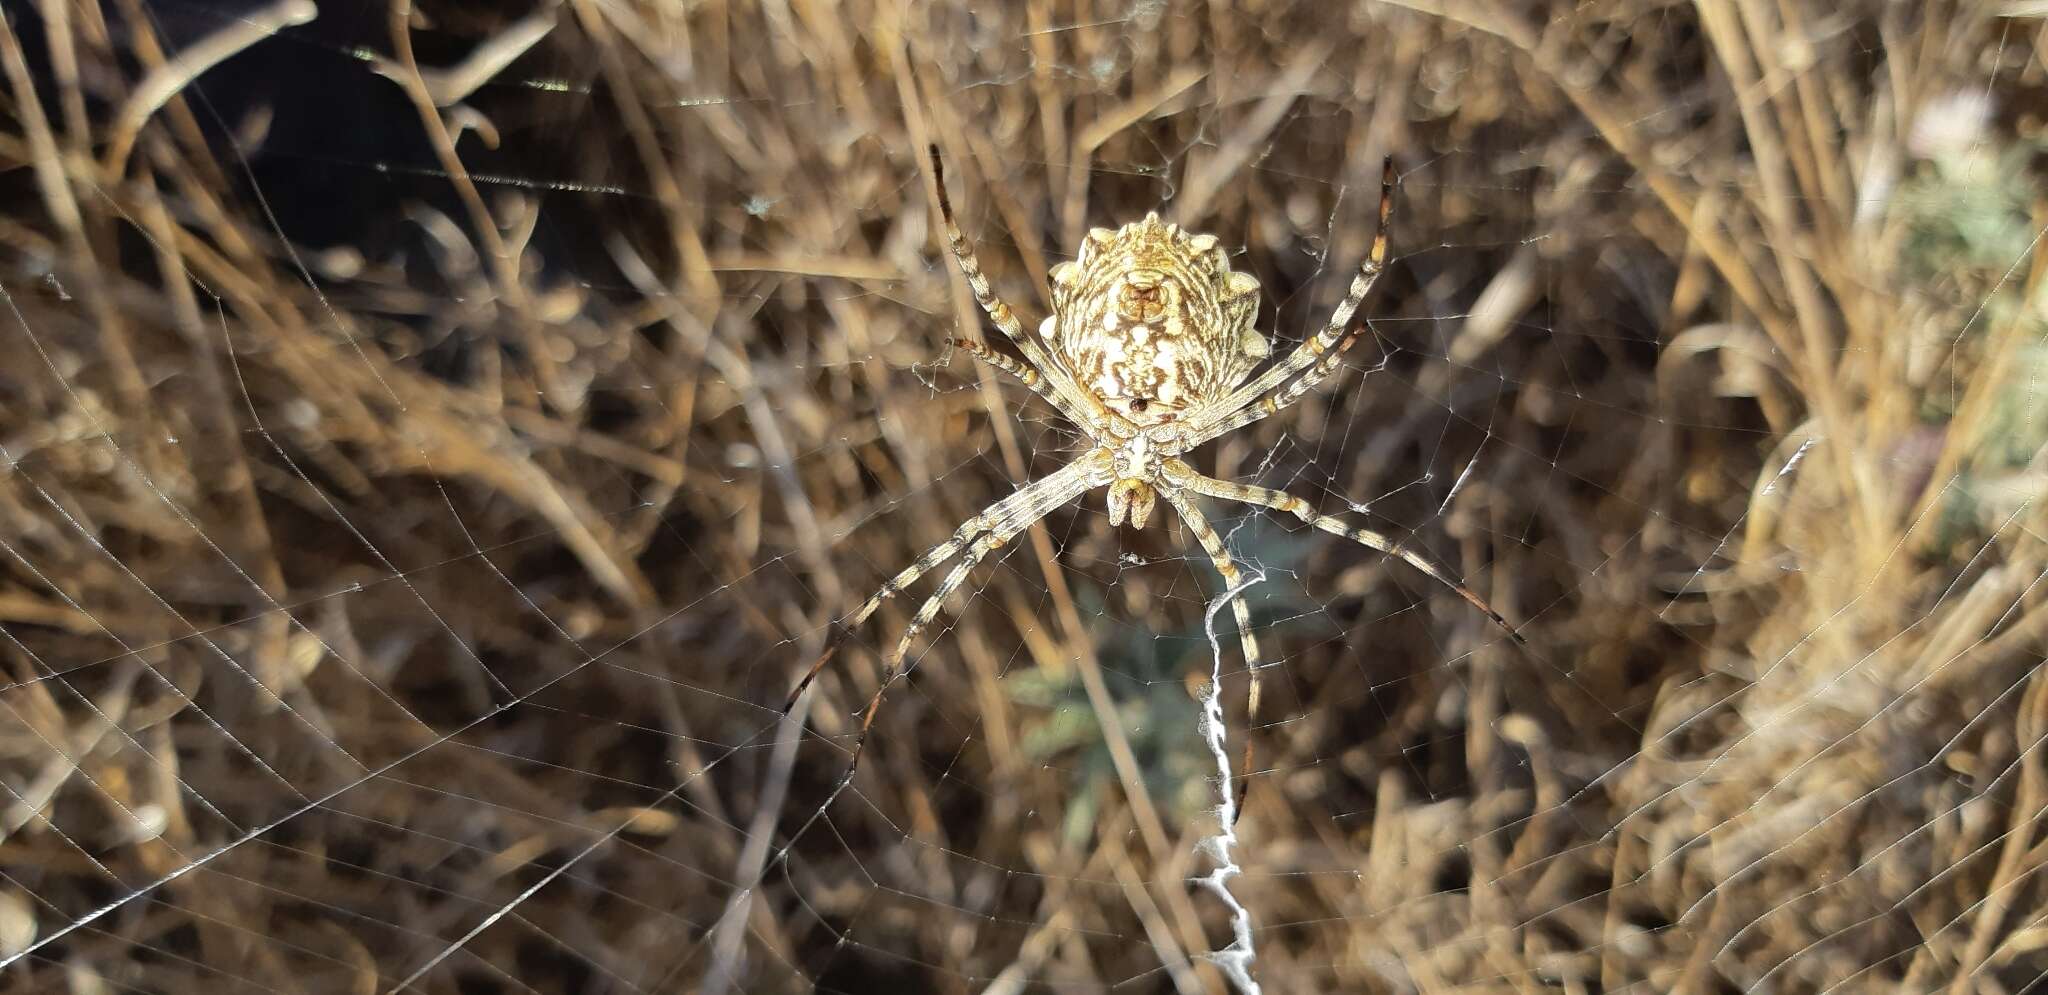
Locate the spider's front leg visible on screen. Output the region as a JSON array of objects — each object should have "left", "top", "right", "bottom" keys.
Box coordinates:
[
  {"left": 783, "top": 454, "right": 1106, "bottom": 714},
  {"left": 1161, "top": 488, "right": 1264, "bottom": 825},
  {"left": 781, "top": 449, "right": 1110, "bottom": 841},
  {"left": 1165, "top": 460, "right": 1523, "bottom": 643}
]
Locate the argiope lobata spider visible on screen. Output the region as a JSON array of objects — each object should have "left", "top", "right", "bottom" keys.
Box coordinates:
[{"left": 785, "top": 145, "right": 1522, "bottom": 818}]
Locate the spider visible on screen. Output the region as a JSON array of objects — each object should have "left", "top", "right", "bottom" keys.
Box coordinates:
[{"left": 784, "top": 145, "right": 1521, "bottom": 818}]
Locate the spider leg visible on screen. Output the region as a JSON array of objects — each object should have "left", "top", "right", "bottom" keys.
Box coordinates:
[
  {"left": 1190, "top": 323, "right": 1369, "bottom": 449},
  {"left": 1167, "top": 461, "right": 1523, "bottom": 644},
  {"left": 947, "top": 337, "right": 1077, "bottom": 421},
  {"left": 1161, "top": 489, "right": 1262, "bottom": 826},
  {"left": 783, "top": 452, "right": 1105, "bottom": 713},
  {"left": 928, "top": 144, "right": 1118, "bottom": 434},
  {"left": 1189, "top": 156, "right": 1394, "bottom": 439},
  {"left": 797, "top": 464, "right": 1092, "bottom": 826}
]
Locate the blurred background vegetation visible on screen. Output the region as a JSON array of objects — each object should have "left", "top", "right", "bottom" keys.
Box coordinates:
[{"left": 3, "top": 0, "right": 2048, "bottom": 992}]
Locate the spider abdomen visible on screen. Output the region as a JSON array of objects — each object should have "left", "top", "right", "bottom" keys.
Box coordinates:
[{"left": 1045, "top": 213, "right": 1268, "bottom": 425}]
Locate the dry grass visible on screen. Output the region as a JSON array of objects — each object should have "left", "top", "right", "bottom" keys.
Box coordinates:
[{"left": 3, "top": 0, "right": 2048, "bottom": 992}]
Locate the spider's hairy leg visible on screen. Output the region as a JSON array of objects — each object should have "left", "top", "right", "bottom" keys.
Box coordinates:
[
  {"left": 782, "top": 452, "right": 1107, "bottom": 714},
  {"left": 791, "top": 452, "right": 1105, "bottom": 831},
  {"left": 1162, "top": 489, "right": 1263, "bottom": 825},
  {"left": 777, "top": 532, "right": 1009, "bottom": 860},
  {"left": 782, "top": 535, "right": 968, "bottom": 714},
  {"left": 927, "top": 144, "right": 1113, "bottom": 433},
  {"left": 928, "top": 144, "right": 1024, "bottom": 341},
  {"left": 1167, "top": 461, "right": 1524, "bottom": 644},
  {"left": 1190, "top": 156, "right": 1395, "bottom": 437},
  {"left": 947, "top": 337, "right": 1073, "bottom": 419},
  {"left": 809, "top": 533, "right": 1006, "bottom": 806},
  {"left": 949, "top": 338, "right": 1038, "bottom": 387},
  {"left": 1190, "top": 323, "right": 1369, "bottom": 448}
]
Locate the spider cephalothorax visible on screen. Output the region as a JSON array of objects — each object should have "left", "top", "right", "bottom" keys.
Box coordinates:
[
  {"left": 1045, "top": 213, "right": 1268, "bottom": 427},
  {"left": 783, "top": 147, "right": 1520, "bottom": 830}
]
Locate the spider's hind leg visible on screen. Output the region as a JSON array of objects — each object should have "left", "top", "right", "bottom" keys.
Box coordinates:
[
  {"left": 1189, "top": 156, "right": 1397, "bottom": 444},
  {"left": 927, "top": 144, "right": 1114, "bottom": 434},
  {"left": 948, "top": 337, "right": 1082, "bottom": 424}
]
